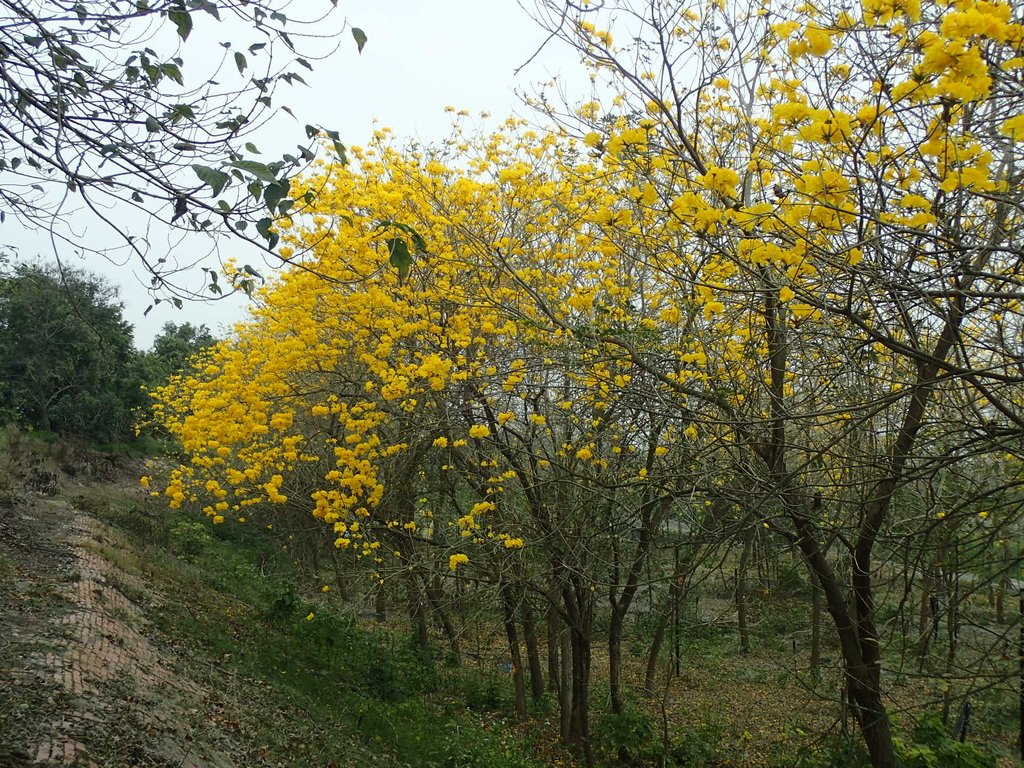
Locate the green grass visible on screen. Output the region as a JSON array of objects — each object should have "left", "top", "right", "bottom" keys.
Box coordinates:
[{"left": 81, "top": 486, "right": 544, "bottom": 768}]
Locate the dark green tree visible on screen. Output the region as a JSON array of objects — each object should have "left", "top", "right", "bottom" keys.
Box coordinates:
[
  {"left": 0, "top": 263, "right": 146, "bottom": 442},
  {"left": 144, "top": 321, "right": 217, "bottom": 383}
]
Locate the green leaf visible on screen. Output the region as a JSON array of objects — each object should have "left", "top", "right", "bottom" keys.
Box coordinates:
[
  {"left": 168, "top": 9, "right": 192, "bottom": 41},
  {"left": 162, "top": 62, "right": 183, "bottom": 85},
  {"left": 378, "top": 220, "right": 428, "bottom": 254},
  {"left": 230, "top": 160, "right": 277, "bottom": 182},
  {"left": 244, "top": 142, "right": 260, "bottom": 154},
  {"left": 256, "top": 218, "right": 279, "bottom": 249},
  {"left": 264, "top": 180, "right": 288, "bottom": 212},
  {"left": 351, "top": 27, "right": 367, "bottom": 54},
  {"left": 168, "top": 103, "right": 196, "bottom": 122},
  {"left": 192, "top": 164, "right": 230, "bottom": 196},
  {"left": 234, "top": 51, "right": 247, "bottom": 74},
  {"left": 193, "top": 0, "right": 220, "bottom": 20},
  {"left": 145, "top": 116, "right": 161, "bottom": 132},
  {"left": 386, "top": 237, "right": 413, "bottom": 282}
]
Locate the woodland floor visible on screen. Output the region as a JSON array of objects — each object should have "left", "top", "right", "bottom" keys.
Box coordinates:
[
  {"left": 0, "top": 465, "right": 403, "bottom": 768},
  {"left": 0, "top": 456, "right": 1020, "bottom": 767}
]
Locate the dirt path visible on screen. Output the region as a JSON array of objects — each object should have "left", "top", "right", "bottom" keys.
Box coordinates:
[{"left": 0, "top": 490, "right": 236, "bottom": 767}]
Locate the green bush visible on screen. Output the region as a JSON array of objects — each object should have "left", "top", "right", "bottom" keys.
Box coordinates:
[
  {"left": 594, "top": 707, "right": 663, "bottom": 767},
  {"left": 896, "top": 713, "right": 996, "bottom": 768},
  {"left": 458, "top": 673, "right": 510, "bottom": 713},
  {"left": 792, "top": 735, "right": 870, "bottom": 768},
  {"left": 168, "top": 520, "right": 214, "bottom": 561},
  {"left": 670, "top": 721, "right": 728, "bottom": 767}
]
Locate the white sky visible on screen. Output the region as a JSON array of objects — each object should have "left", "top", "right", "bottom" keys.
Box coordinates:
[{"left": 9, "top": 0, "right": 588, "bottom": 348}]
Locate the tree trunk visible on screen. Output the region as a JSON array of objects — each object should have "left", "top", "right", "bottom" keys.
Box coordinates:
[
  {"left": 609, "top": 599, "right": 627, "bottom": 715},
  {"left": 790, "top": 513, "right": 897, "bottom": 768},
  {"left": 559, "top": 623, "right": 572, "bottom": 742},
  {"left": 996, "top": 577, "right": 1006, "bottom": 624},
  {"left": 501, "top": 584, "right": 528, "bottom": 719},
  {"left": 810, "top": 570, "right": 822, "bottom": 670},
  {"left": 609, "top": 491, "right": 666, "bottom": 713},
  {"left": 405, "top": 568, "right": 429, "bottom": 648},
  {"left": 568, "top": 620, "right": 593, "bottom": 766},
  {"left": 643, "top": 597, "right": 672, "bottom": 692},
  {"left": 521, "top": 595, "right": 545, "bottom": 701},
  {"left": 425, "top": 573, "right": 460, "bottom": 656},
  {"left": 561, "top": 581, "right": 594, "bottom": 767},
  {"left": 849, "top": 678, "right": 897, "bottom": 768},
  {"left": 737, "top": 527, "right": 754, "bottom": 653},
  {"left": 547, "top": 598, "right": 560, "bottom": 694}
]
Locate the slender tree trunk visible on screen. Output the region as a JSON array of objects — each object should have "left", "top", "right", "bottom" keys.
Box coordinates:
[
  {"left": 609, "top": 600, "right": 627, "bottom": 715},
  {"left": 810, "top": 570, "right": 822, "bottom": 670},
  {"left": 425, "top": 573, "right": 460, "bottom": 656},
  {"left": 547, "top": 598, "right": 560, "bottom": 694},
  {"left": 996, "top": 577, "right": 1007, "bottom": 624},
  {"left": 559, "top": 624, "right": 572, "bottom": 742},
  {"left": 737, "top": 527, "right": 754, "bottom": 653},
  {"left": 521, "top": 595, "right": 545, "bottom": 701},
  {"left": 609, "top": 492, "right": 666, "bottom": 713},
  {"left": 501, "top": 584, "right": 528, "bottom": 719},
  {"left": 405, "top": 568, "right": 429, "bottom": 648},
  {"left": 644, "top": 597, "right": 672, "bottom": 692},
  {"left": 849, "top": 679, "right": 897, "bottom": 768},
  {"left": 568, "top": 620, "right": 593, "bottom": 767},
  {"left": 561, "top": 581, "right": 594, "bottom": 767},
  {"left": 332, "top": 558, "right": 351, "bottom": 602}
]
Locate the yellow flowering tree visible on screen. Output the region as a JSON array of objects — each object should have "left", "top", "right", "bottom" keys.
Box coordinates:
[
  {"left": 526, "top": 0, "right": 1024, "bottom": 765},
  {"left": 150, "top": 0, "right": 1024, "bottom": 764}
]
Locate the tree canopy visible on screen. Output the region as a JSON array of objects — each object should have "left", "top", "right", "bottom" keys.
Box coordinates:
[
  {"left": 142, "top": 321, "right": 217, "bottom": 384},
  {"left": 0, "top": 263, "right": 145, "bottom": 442},
  {"left": 0, "top": 0, "right": 363, "bottom": 300},
  {"left": 147, "top": 1, "right": 1024, "bottom": 766}
]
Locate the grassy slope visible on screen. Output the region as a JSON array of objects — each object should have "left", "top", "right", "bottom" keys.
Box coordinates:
[{"left": 3, "top": 476, "right": 542, "bottom": 768}]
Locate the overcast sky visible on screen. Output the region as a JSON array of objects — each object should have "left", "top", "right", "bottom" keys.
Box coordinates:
[{"left": 14, "top": 0, "right": 586, "bottom": 348}]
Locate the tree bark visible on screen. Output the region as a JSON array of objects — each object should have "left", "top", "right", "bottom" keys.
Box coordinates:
[
  {"left": 562, "top": 579, "right": 594, "bottom": 767},
  {"left": 547, "top": 598, "right": 560, "bottom": 694},
  {"left": 425, "top": 573, "right": 460, "bottom": 656},
  {"left": 501, "top": 583, "right": 528, "bottom": 719},
  {"left": 737, "top": 527, "right": 754, "bottom": 654},
  {"left": 521, "top": 594, "right": 545, "bottom": 701},
  {"left": 810, "top": 570, "right": 822, "bottom": 670}
]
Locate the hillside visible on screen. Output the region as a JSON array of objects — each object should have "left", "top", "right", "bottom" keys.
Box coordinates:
[{"left": 0, "top": 440, "right": 536, "bottom": 768}]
